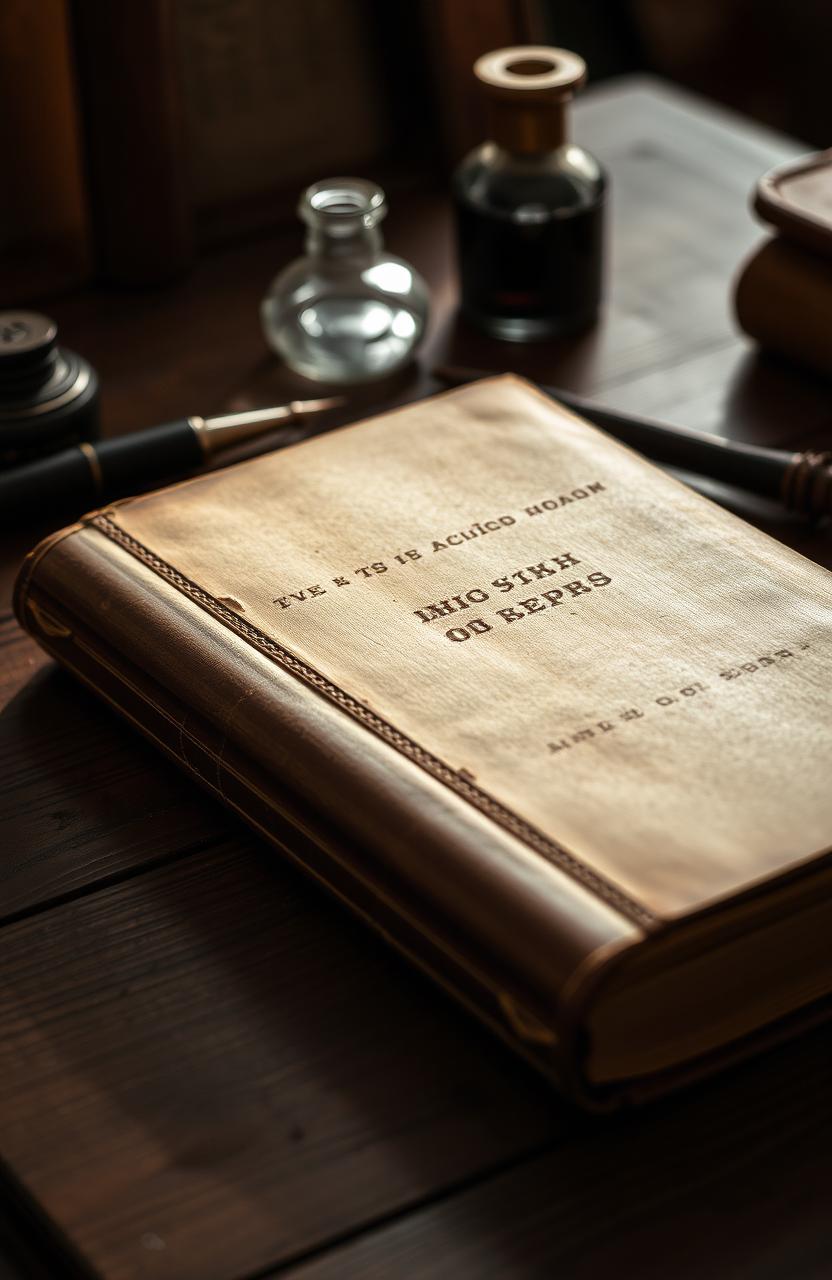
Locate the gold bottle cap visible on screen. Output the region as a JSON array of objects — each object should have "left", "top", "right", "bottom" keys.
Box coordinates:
[{"left": 473, "top": 46, "right": 586, "bottom": 153}]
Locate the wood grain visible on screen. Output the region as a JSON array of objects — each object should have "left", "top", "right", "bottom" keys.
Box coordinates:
[
  {"left": 281, "top": 1021, "right": 832, "bottom": 1280},
  {"left": 0, "top": 78, "right": 830, "bottom": 1279},
  {"left": 0, "top": 846, "right": 566, "bottom": 1280},
  {"left": 0, "top": 661, "right": 240, "bottom": 925}
]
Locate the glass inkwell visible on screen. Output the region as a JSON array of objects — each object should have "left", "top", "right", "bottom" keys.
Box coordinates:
[
  {"left": 261, "top": 178, "right": 429, "bottom": 383},
  {"left": 453, "top": 46, "right": 606, "bottom": 341}
]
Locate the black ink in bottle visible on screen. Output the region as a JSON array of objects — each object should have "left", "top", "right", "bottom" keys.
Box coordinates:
[{"left": 453, "top": 47, "right": 606, "bottom": 341}]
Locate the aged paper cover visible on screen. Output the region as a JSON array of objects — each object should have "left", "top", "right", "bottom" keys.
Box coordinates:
[{"left": 107, "top": 377, "right": 832, "bottom": 918}]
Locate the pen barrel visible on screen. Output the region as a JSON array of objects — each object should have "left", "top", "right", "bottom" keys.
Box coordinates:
[
  {"left": 553, "top": 389, "right": 789, "bottom": 500},
  {"left": 0, "top": 420, "right": 203, "bottom": 524},
  {"left": 93, "top": 420, "right": 204, "bottom": 495},
  {"left": 0, "top": 446, "right": 99, "bottom": 521},
  {"left": 436, "top": 367, "right": 827, "bottom": 515}
]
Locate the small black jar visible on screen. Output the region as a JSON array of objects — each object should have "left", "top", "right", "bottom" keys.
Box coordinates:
[
  {"left": 453, "top": 46, "right": 606, "bottom": 342},
  {"left": 0, "top": 312, "right": 100, "bottom": 468}
]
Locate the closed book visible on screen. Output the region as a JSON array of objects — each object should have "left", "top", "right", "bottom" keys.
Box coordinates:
[
  {"left": 15, "top": 377, "right": 832, "bottom": 1108},
  {"left": 734, "top": 150, "right": 832, "bottom": 379}
]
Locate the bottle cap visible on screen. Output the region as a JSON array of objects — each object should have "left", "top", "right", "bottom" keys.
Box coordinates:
[
  {"left": 0, "top": 312, "right": 100, "bottom": 467},
  {"left": 473, "top": 46, "right": 586, "bottom": 152}
]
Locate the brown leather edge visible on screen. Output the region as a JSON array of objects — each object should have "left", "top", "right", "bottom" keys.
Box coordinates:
[{"left": 754, "top": 148, "right": 832, "bottom": 258}]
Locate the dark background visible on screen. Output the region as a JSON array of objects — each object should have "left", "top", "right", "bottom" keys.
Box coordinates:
[
  {"left": 542, "top": 0, "right": 832, "bottom": 146},
  {"left": 2, "top": 0, "right": 830, "bottom": 301}
]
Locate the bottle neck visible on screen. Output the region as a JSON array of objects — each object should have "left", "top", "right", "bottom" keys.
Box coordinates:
[
  {"left": 486, "top": 99, "right": 568, "bottom": 155},
  {"left": 300, "top": 179, "right": 387, "bottom": 264},
  {"left": 305, "top": 224, "right": 382, "bottom": 262}
]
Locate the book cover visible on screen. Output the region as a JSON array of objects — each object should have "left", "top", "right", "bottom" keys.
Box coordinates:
[{"left": 16, "top": 377, "right": 832, "bottom": 1106}]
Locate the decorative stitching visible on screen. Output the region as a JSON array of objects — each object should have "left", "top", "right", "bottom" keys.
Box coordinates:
[{"left": 90, "top": 512, "right": 657, "bottom": 928}]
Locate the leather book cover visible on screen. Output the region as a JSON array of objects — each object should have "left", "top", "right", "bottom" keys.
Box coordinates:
[{"left": 15, "top": 377, "right": 832, "bottom": 1107}]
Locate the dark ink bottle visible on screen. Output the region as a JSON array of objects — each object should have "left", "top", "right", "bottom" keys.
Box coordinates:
[{"left": 453, "top": 47, "right": 606, "bottom": 341}]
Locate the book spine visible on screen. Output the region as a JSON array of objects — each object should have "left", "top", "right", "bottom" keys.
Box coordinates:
[{"left": 734, "top": 235, "right": 832, "bottom": 379}]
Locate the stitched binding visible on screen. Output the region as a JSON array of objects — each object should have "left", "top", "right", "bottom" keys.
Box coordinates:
[{"left": 90, "top": 513, "right": 657, "bottom": 928}]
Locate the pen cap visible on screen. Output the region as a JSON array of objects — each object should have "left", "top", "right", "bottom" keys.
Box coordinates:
[{"left": 474, "top": 46, "right": 586, "bottom": 154}]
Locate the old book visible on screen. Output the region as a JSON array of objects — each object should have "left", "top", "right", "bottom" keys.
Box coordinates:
[
  {"left": 735, "top": 152, "right": 832, "bottom": 379},
  {"left": 15, "top": 377, "right": 832, "bottom": 1107}
]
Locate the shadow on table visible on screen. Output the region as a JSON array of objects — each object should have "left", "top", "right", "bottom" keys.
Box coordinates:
[
  {"left": 0, "top": 663, "right": 233, "bottom": 923},
  {"left": 722, "top": 348, "right": 832, "bottom": 447},
  {"left": 301, "top": 1015, "right": 832, "bottom": 1279}
]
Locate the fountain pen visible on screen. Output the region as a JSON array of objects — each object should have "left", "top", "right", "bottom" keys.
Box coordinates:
[
  {"left": 434, "top": 365, "right": 832, "bottom": 522},
  {"left": 0, "top": 397, "right": 342, "bottom": 524}
]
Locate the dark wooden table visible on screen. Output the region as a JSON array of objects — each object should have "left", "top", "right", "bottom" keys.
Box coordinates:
[{"left": 2, "top": 79, "right": 831, "bottom": 1280}]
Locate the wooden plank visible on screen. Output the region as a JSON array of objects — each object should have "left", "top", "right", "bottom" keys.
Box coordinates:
[
  {"left": 0, "top": 656, "right": 240, "bottom": 925},
  {"left": 279, "top": 1021, "right": 832, "bottom": 1280},
  {"left": 0, "top": 845, "right": 568, "bottom": 1280}
]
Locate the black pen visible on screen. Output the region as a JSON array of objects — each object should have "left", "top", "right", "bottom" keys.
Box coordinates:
[
  {"left": 0, "top": 397, "right": 343, "bottom": 524},
  {"left": 434, "top": 364, "right": 832, "bottom": 522}
]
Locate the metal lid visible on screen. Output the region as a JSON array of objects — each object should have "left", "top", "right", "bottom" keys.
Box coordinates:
[
  {"left": 0, "top": 312, "right": 99, "bottom": 462},
  {"left": 474, "top": 47, "right": 586, "bottom": 103},
  {"left": 0, "top": 311, "right": 58, "bottom": 368}
]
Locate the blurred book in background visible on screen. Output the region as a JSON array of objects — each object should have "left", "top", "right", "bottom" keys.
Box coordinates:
[{"left": 735, "top": 150, "right": 832, "bottom": 378}]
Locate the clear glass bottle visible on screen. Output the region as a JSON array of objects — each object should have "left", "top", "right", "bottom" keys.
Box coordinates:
[
  {"left": 453, "top": 47, "right": 606, "bottom": 341},
  {"left": 261, "top": 178, "right": 429, "bottom": 383}
]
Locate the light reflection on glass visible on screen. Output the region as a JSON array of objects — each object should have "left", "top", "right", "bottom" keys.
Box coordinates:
[
  {"left": 299, "top": 307, "right": 323, "bottom": 337},
  {"left": 359, "top": 304, "right": 393, "bottom": 339},
  {"left": 391, "top": 311, "right": 416, "bottom": 340},
  {"left": 361, "top": 262, "right": 413, "bottom": 294}
]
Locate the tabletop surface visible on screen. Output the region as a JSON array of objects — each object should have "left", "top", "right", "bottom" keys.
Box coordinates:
[{"left": 2, "top": 77, "right": 831, "bottom": 1280}]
